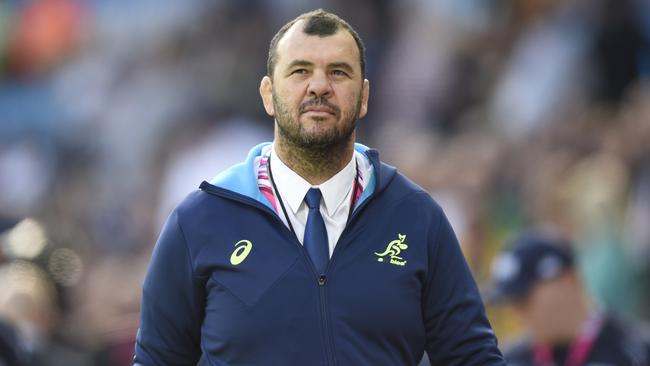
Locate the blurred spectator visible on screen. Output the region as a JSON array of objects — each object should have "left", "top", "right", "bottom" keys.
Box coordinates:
[
  {"left": 0, "top": 318, "right": 25, "bottom": 366},
  {"left": 0, "top": 139, "right": 55, "bottom": 218},
  {"left": 488, "top": 0, "right": 592, "bottom": 139},
  {"left": 590, "top": 0, "right": 647, "bottom": 103},
  {"left": 487, "top": 230, "right": 650, "bottom": 365},
  {"left": 5, "top": 0, "right": 84, "bottom": 78},
  {"left": 0, "top": 219, "right": 90, "bottom": 365}
]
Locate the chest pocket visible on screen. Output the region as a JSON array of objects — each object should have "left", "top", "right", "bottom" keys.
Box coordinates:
[{"left": 207, "top": 238, "right": 300, "bottom": 308}]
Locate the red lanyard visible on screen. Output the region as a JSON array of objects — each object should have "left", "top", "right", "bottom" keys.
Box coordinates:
[
  {"left": 346, "top": 161, "right": 362, "bottom": 222},
  {"left": 532, "top": 314, "right": 603, "bottom": 366}
]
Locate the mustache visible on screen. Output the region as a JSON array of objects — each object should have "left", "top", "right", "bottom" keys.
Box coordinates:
[{"left": 299, "top": 97, "right": 340, "bottom": 116}]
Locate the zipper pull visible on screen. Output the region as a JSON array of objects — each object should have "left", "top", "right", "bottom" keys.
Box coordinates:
[{"left": 318, "top": 275, "right": 326, "bottom": 286}]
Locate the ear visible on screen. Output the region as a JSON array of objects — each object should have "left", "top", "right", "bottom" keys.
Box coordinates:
[
  {"left": 358, "top": 79, "right": 370, "bottom": 119},
  {"left": 259, "top": 76, "right": 274, "bottom": 116}
]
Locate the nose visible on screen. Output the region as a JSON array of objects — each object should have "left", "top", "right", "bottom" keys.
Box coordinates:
[{"left": 307, "top": 70, "right": 332, "bottom": 98}]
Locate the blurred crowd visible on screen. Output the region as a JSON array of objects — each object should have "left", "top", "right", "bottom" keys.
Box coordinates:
[{"left": 0, "top": 0, "right": 649, "bottom": 364}]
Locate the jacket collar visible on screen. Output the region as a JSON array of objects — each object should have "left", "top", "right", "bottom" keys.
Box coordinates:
[{"left": 206, "top": 142, "right": 396, "bottom": 212}]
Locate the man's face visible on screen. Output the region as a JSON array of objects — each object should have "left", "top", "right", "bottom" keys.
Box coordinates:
[
  {"left": 511, "top": 271, "right": 579, "bottom": 343},
  {"left": 260, "top": 20, "right": 369, "bottom": 148}
]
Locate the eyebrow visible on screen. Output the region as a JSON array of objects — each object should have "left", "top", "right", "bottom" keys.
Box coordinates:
[
  {"left": 328, "top": 62, "right": 354, "bottom": 74},
  {"left": 287, "top": 59, "right": 313, "bottom": 70}
]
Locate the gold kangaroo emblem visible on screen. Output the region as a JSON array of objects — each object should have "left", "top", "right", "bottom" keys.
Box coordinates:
[{"left": 374, "top": 234, "right": 408, "bottom": 266}]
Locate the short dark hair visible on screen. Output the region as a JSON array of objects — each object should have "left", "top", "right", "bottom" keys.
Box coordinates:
[{"left": 266, "top": 9, "right": 366, "bottom": 79}]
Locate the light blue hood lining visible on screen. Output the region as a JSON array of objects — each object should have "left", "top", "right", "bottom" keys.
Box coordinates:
[{"left": 210, "top": 142, "right": 376, "bottom": 212}]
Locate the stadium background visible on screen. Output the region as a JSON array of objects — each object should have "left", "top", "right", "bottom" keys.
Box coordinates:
[{"left": 0, "top": 0, "right": 649, "bottom": 364}]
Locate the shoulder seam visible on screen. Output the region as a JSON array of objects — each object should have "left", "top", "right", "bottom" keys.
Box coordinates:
[
  {"left": 391, "top": 187, "right": 433, "bottom": 204},
  {"left": 174, "top": 210, "right": 200, "bottom": 279}
]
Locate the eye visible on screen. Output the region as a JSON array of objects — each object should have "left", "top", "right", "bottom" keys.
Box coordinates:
[
  {"left": 331, "top": 69, "right": 349, "bottom": 77},
  {"left": 292, "top": 68, "right": 308, "bottom": 75}
]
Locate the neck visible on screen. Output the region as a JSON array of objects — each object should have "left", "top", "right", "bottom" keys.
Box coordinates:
[{"left": 274, "top": 130, "right": 355, "bottom": 185}]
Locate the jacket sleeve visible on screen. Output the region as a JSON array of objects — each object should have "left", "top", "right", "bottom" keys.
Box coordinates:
[
  {"left": 134, "top": 209, "right": 205, "bottom": 365},
  {"left": 423, "top": 203, "right": 505, "bottom": 365}
]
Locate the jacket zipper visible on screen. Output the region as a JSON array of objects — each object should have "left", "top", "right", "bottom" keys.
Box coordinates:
[
  {"left": 316, "top": 191, "right": 377, "bottom": 366},
  {"left": 318, "top": 274, "right": 335, "bottom": 366},
  {"left": 200, "top": 183, "right": 378, "bottom": 366}
]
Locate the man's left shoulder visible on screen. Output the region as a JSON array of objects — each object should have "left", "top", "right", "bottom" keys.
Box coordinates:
[{"left": 387, "top": 169, "right": 443, "bottom": 212}]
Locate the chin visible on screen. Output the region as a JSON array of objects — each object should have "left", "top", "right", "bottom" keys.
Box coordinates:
[{"left": 300, "top": 113, "right": 337, "bottom": 124}]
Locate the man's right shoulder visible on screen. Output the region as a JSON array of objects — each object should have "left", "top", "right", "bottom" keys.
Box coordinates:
[
  {"left": 172, "top": 182, "right": 252, "bottom": 227},
  {"left": 161, "top": 184, "right": 238, "bottom": 243},
  {"left": 175, "top": 186, "right": 215, "bottom": 215}
]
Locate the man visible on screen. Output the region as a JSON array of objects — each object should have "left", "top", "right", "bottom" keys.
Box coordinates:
[
  {"left": 0, "top": 319, "right": 25, "bottom": 366},
  {"left": 134, "top": 9, "right": 504, "bottom": 365},
  {"left": 488, "top": 230, "right": 650, "bottom": 365}
]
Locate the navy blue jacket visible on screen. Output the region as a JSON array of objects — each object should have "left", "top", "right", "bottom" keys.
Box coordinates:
[{"left": 134, "top": 143, "right": 504, "bottom": 365}]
